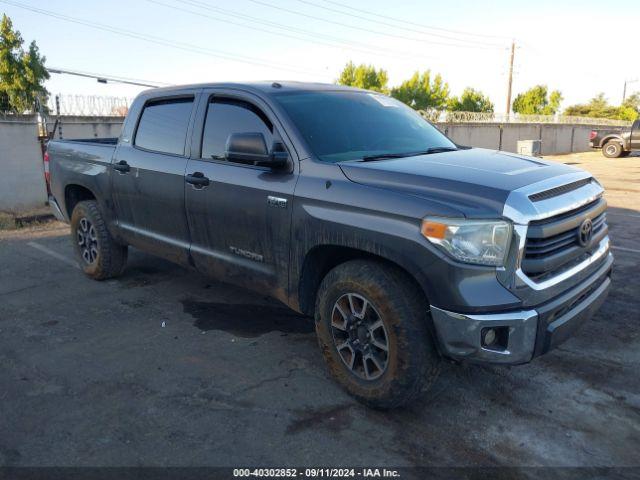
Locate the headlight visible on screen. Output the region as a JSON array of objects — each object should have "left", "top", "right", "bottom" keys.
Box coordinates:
[{"left": 421, "top": 217, "right": 512, "bottom": 266}]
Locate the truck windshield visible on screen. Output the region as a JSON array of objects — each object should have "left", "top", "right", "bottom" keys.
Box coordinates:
[{"left": 274, "top": 90, "right": 456, "bottom": 163}]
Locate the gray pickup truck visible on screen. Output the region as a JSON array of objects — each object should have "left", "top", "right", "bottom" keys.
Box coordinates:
[
  {"left": 47, "top": 82, "right": 613, "bottom": 408},
  {"left": 590, "top": 119, "right": 640, "bottom": 158}
]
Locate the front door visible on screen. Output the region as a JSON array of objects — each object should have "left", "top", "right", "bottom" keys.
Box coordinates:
[
  {"left": 184, "top": 91, "right": 297, "bottom": 303},
  {"left": 111, "top": 94, "right": 197, "bottom": 264}
]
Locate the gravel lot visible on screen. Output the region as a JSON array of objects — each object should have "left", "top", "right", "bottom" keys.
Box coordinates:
[{"left": 1, "top": 151, "right": 638, "bottom": 472}]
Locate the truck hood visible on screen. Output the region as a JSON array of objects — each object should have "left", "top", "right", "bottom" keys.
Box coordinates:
[{"left": 339, "top": 148, "right": 581, "bottom": 218}]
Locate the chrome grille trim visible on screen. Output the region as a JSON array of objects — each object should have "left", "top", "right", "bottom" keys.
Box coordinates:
[
  {"left": 503, "top": 172, "right": 609, "bottom": 291},
  {"left": 516, "top": 238, "right": 610, "bottom": 291}
]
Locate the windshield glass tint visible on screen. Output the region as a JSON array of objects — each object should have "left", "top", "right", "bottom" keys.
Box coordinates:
[{"left": 274, "top": 91, "right": 455, "bottom": 163}]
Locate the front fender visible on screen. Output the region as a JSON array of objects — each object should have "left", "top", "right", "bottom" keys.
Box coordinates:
[{"left": 289, "top": 162, "right": 521, "bottom": 314}]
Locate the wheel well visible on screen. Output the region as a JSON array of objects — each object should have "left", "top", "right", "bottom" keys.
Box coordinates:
[
  {"left": 64, "top": 185, "right": 96, "bottom": 218},
  {"left": 297, "top": 245, "right": 427, "bottom": 317},
  {"left": 602, "top": 136, "right": 622, "bottom": 148}
]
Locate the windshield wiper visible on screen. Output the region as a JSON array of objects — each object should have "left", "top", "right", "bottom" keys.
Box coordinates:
[
  {"left": 361, "top": 147, "right": 457, "bottom": 162},
  {"left": 423, "top": 146, "right": 458, "bottom": 154}
]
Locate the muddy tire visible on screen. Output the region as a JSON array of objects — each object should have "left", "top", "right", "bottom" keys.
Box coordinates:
[
  {"left": 315, "top": 260, "right": 441, "bottom": 409},
  {"left": 602, "top": 141, "right": 623, "bottom": 158},
  {"left": 70, "top": 200, "right": 127, "bottom": 280}
]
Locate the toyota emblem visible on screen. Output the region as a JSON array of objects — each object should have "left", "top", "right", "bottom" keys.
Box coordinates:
[{"left": 578, "top": 218, "right": 593, "bottom": 247}]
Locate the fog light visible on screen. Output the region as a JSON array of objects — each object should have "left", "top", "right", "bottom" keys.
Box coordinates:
[
  {"left": 482, "top": 328, "right": 497, "bottom": 347},
  {"left": 481, "top": 326, "right": 510, "bottom": 351}
]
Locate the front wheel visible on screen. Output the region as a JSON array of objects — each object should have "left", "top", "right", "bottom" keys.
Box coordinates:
[
  {"left": 70, "top": 200, "right": 127, "bottom": 280},
  {"left": 315, "top": 260, "right": 441, "bottom": 409},
  {"left": 602, "top": 141, "right": 623, "bottom": 158}
]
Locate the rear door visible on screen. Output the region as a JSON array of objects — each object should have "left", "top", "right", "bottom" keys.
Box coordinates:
[
  {"left": 111, "top": 92, "right": 199, "bottom": 264},
  {"left": 631, "top": 120, "right": 640, "bottom": 150},
  {"left": 184, "top": 89, "right": 298, "bottom": 303}
]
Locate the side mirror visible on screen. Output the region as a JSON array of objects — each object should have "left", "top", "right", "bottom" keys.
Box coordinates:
[{"left": 225, "top": 132, "right": 289, "bottom": 169}]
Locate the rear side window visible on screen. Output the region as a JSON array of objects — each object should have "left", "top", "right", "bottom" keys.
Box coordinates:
[
  {"left": 135, "top": 97, "right": 194, "bottom": 155},
  {"left": 201, "top": 99, "right": 273, "bottom": 160}
]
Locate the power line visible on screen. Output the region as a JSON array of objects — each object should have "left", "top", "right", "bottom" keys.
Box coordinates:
[
  {"left": 318, "top": 0, "right": 512, "bottom": 41},
  {"left": 243, "top": 0, "right": 505, "bottom": 50},
  {"left": 147, "top": 0, "right": 444, "bottom": 62},
  {"left": 173, "top": 0, "right": 482, "bottom": 60},
  {"left": 0, "top": 0, "right": 327, "bottom": 77},
  {"left": 47, "top": 67, "right": 170, "bottom": 88},
  {"left": 290, "top": 0, "right": 506, "bottom": 47}
]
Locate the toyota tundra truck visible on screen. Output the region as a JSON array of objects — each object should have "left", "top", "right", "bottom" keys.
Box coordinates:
[{"left": 46, "top": 82, "right": 613, "bottom": 408}]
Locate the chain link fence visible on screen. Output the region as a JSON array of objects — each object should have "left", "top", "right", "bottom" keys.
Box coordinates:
[
  {"left": 420, "top": 110, "right": 631, "bottom": 126},
  {"left": 46, "top": 94, "right": 132, "bottom": 117}
]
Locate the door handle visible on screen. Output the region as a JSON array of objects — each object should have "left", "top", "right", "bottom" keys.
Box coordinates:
[
  {"left": 185, "top": 172, "right": 210, "bottom": 188},
  {"left": 113, "top": 160, "right": 130, "bottom": 173}
]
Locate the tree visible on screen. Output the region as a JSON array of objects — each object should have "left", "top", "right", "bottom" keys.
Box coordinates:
[
  {"left": 390, "top": 70, "right": 449, "bottom": 111},
  {"left": 447, "top": 87, "right": 494, "bottom": 113},
  {"left": 0, "top": 14, "right": 49, "bottom": 114},
  {"left": 336, "top": 61, "right": 389, "bottom": 94},
  {"left": 512, "top": 85, "right": 562, "bottom": 115},
  {"left": 564, "top": 93, "right": 639, "bottom": 121}
]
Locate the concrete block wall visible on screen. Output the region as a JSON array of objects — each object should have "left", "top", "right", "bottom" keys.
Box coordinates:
[
  {"left": 0, "top": 115, "right": 617, "bottom": 213},
  {"left": 501, "top": 124, "right": 540, "bottom": 153},
  {"left": 54, "top": 116, "right": 124, "bottom": 140},
  {"left": 436, "top": 122, "right": 613, "bottom": 155},
  {"left": 541, "top": 125, "right": 574, "bottom": 155},
  {"left": 571, "top": 125, "right": 597, "bottom": 152},
  {"left": 442, "top": 124, "right": 500, "bottom": 150},
  {"left": 0, "top": 116, "right": 48, "bottom": 212}
]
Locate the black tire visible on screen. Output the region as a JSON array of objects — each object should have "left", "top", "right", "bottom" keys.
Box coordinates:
[
  {"left": 602, "top": 141, "right": 623, "bottom": 158},
  {"left": 315, "top": 260, "right": 441, "bottom": 409},
  {"left": 70, "top": 200, "right": 127, "bottom": 280}
]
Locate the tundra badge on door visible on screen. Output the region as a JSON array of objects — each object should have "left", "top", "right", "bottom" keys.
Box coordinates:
[{"left": 267, "top": 196, "right": 287, "bottom": 208}]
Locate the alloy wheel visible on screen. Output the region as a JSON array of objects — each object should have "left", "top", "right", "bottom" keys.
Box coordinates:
[
  {"left": 330, "top": 293, "right": 389, "bottom": 380},
  {"left": 76, "top": 217, "right": 99, "bottom": 264}
]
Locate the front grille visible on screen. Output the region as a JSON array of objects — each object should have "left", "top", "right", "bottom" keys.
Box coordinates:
[{"left": 522, "top": 198, "right": 608, "bottom": 281}]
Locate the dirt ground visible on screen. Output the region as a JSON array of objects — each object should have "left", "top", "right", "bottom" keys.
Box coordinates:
[{"left": 0, "top": 151, "right": 638, "bottom": 474}]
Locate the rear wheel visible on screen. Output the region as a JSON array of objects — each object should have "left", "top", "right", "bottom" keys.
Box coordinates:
[
  {"left": 70, "top": 200, "right": 127, "bottom": 280},
  {"left": 602, "top": 141, "right": 623, "bottom": 158},
  {"left": 315, "top": 260, "right": 441, "bottom": 409}
]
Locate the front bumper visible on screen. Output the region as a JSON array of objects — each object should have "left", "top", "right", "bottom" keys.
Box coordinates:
[{"left": 431, "top": 252, "right": 612, "bottom": 364}]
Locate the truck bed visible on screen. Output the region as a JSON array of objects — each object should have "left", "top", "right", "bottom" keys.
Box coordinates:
[{"left": 47, "top": 138, "right": 118, "bottom": 222}]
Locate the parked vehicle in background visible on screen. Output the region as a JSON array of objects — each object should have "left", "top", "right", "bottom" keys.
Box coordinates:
[
  {"left": 590, "top": 119, "right": 640, "bottom": 158},
  {"left": 46, "top": 82, "right": 612, "bottom": 408}
]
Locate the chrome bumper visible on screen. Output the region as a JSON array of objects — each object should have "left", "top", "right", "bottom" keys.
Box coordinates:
[
  {"left": 431, "top": 307, "right": 538, "bottom": 364},
  {"left": 431, "top": 254, "right": 612, "bottom": 365},
  {"left": 48, "top": 195, "right": 67, "bottom": 223}
]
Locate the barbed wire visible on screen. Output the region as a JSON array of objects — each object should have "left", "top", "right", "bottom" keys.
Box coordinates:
[
  {"left": 47, "top": 94, "right": 132, "bottom": 116},
  {"left": 420, "top": 110, "right": 632, "bottom": 126},
  {"left": 2, "top": 93, "right": 633, "bottom": 126}
]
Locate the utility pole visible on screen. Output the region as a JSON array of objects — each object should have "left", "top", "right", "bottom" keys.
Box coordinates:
[
  {"left": 623, "top": 78, "right": 638, "bottom": 103},
  {"left": 505, "top": 40, "right": 515, "bottom": 117}
]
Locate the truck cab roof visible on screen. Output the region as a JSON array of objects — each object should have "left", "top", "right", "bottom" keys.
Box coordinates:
[{"left": 141, "top": 81, "right": 369, "bottom": 97}]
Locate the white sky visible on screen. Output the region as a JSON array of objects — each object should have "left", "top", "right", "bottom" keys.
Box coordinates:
[{"left": 2, "top": 0, "right": 639, "bottom": 113}]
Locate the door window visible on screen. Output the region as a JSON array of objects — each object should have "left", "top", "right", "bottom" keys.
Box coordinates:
[
  {"left": 135, "top": 97, "right": 194, "bottom": 155},
  {"left": 201, "top": 99, "right": 274, "bottom": 160}
]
